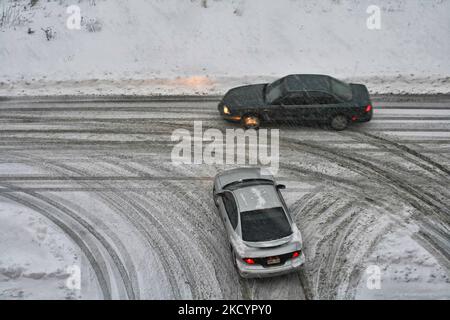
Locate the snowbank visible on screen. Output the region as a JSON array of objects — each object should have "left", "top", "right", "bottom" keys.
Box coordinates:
[{"left": 0, "top": 0, "right": 449, "bottom": 96}]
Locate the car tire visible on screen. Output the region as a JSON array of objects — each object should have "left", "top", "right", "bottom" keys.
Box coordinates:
[
  {"left": 242, "top": 114, "right": 261, "bottom": 130},
  {"left": 330, "top": 115, "right": 349, "bottom": 131}
]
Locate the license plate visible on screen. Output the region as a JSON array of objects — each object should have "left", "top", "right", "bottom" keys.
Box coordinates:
[{"left": 267, "top": 256, "right": 280, "bottom": 265}]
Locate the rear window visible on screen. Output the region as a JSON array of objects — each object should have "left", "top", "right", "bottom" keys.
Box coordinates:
[
  {"left": 240, "top": 207, "right": 292, "bottom": 242},
  {"left": 330, "top": 78, "right": 352, "bottom": 101}
]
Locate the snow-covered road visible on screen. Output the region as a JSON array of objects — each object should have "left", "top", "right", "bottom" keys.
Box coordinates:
[{"left": 0, "top": 95, "right": 449, "bottom": 299}]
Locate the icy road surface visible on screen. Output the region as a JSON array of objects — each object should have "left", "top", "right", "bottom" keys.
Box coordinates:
[{"left": 0, "top": 95, "right": 449, "bottom": 299}]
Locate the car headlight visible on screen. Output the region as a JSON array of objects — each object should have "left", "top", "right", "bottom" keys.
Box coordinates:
[{"left": 223, "top": 105, "right": 231, "bottom": 115}]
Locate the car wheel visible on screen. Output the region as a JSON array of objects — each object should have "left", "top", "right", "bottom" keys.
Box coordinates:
[
  {"left": 242, "top": 114, "right": 261, "bottom": 130},
  {"left": 330, "top": 115, "right": 349, "bottom": 131}
]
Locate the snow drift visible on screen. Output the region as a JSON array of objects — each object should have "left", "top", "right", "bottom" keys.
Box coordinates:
[{"left": 0, "top": 0, "right": 449, "bottom": 96}]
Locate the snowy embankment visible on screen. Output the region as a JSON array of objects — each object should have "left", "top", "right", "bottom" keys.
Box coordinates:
[{"left": 0, "top": 0, "right": 449, "bottom": 96}]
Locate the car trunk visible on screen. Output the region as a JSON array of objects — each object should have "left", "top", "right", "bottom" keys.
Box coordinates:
[
  {"left": 243, "top": 234, "right": 293, "bottom": 248},
  {"left": 350, "top": 83, "right": 371, "bottom": 106}
]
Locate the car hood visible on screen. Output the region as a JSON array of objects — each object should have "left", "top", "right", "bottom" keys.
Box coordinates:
[{"left": 222, "top": 84, "right": 267, "bottom": 108}]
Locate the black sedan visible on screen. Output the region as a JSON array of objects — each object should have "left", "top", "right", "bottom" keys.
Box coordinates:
[{"left": 218, "top": 74, "right": 373, "bottom": 130}]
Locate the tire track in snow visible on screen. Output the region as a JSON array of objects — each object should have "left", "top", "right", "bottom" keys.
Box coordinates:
[
  {"left": 76, "top": 156, "right": 219, "bottom": 299},
  {"left": 280, "top": 173, "right": 389, "bottom": 299},
  {"left": 1, "top": 96, "right": 449, "bottom": 299},
  {"left": 0, "top": 191, "right": 113, "bottom": 299},
  {"left": 347, "top": 131, "right": 450, "bottom": 176},
  {"left": 33, "top": 158, "right": 186, "bottom": 299},
  {"left": 281, "top": 137, "right": 450, "bottom": 222},
  {"left": 1, "top": 153, "right": 142, "bottom": 299},
  {"left": 103, "top": 158, "right": 243, "bottom": 299},
  {"left": 1, "top": 183, "right": 137, "bottom": 299},
  {"left": 280, "top": 138, "right": 450, "bottom": 292}
]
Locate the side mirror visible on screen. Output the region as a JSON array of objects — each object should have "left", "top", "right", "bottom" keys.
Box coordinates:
[
  {"left": 276, "top": 184, "right": 286, "bottom": 190},
  {"left": 216, "top": 190, "right": 230, "bottom": 197}
]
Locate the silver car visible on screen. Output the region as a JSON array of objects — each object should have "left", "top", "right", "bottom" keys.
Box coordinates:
[{"left": 213, "top": 168, "right": 305, "bottom": 278}]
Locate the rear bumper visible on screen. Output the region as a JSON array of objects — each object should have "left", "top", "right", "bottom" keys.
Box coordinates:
[
  {"left": 354, "top": 112, "right": 372, "bottom": 123},
  {"left": 236, "top": 252, "right": 305, "bottom": 279}
]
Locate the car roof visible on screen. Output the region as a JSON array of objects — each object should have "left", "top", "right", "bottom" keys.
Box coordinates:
[
  {"left": 282, "top": 74, "right": 332, "bottom": 93},
  {"left": 233, "top": 184, "right": 282, "bottom": 213},
  {"left": 217, "top": 167, "right": 274, "bottom": 189}
]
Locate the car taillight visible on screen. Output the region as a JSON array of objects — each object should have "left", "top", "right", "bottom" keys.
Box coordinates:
[
  {"left": 292, "top": 251, "right": 301, "bottom": 259},
  {"left": 365, "top": 105, "right": 372, "bottom": 113},
  {"left": 243, "top": 258, "right": 255, "bottom": 265}
]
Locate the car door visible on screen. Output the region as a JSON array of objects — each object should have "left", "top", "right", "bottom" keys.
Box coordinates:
[
  {"left": 264, "top": 96, "right": 290, "bottom": 121},
  {"left": 302, "top": 91, "right": 348, "bottom": 120},
  {"left": 278, "top": 91, "right": 315, "bottom": 121}
]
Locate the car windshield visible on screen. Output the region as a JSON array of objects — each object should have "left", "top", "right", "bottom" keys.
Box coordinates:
[
  {"left": 265, "top": 79, "right": 283, "bottom": 104},
  {"left": 240, "top": 207, "right": 292, "bottom": 242},
  {"left": 330, "top": 78, "right": 353, "bottom": 101}
]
